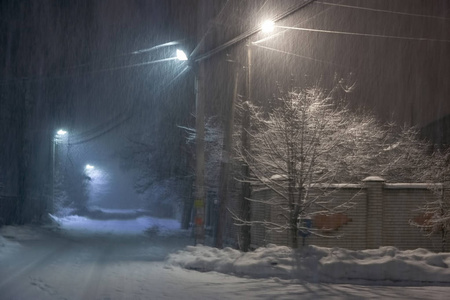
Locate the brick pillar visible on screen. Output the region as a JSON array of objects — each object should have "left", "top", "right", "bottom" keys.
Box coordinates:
[{"left": 363, "top": 176, "right": 385, "bottom": 249}]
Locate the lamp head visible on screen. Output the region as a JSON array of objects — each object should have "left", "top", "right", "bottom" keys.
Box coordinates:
[
  {"left": 261, "top": 20, "right": 275, "bottom": 33},
  {"left": 56, "top": 129, "right": 68, "bottom": 135},
  {"left": 176, "top": 49, "right": 188, "bottom": 61}
]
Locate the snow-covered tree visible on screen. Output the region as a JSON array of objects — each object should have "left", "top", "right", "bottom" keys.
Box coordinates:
[
  {"left": 410, "top": 150, "right": 450, "bottom": 252},
  {"left": 235, "top": 85, "right": 437, "bottom": 248},
  {"left": 119, "top": 132, "right": 189, "bottom": 219}
]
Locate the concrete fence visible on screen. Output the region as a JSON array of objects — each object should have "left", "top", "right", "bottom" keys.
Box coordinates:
[{"left": 250, "top": 176, "right": 445, "bottom": 252}]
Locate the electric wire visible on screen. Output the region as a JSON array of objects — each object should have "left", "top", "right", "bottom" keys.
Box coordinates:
[
  {"left": 252, "top": 43, "right": 352, "bottom": 69},
  {"left": 252, "top": 0, "right": 348, "bottom": 45},
  {"left": 321, "top": 1, "right": 450, "bottom": 21},
  {"left": 275, "top": 25, "right": 450, "bottom": 43},
  {"left": 0, "top": 40, "right": 182, "bottom": 86},
  {"left": 67, "top": 63, "right": 191, "bottom": 145},
  {"left": 254, "top": 0, "right": 450, "bottom": 45}
]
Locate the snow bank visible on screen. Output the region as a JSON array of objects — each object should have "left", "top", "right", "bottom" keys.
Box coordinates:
[
  {"left": 167, "top": 244, "right": 450, "bottom": 284},
  {"left": 49, "top": 214, "right": 181, "bottom": 236}
]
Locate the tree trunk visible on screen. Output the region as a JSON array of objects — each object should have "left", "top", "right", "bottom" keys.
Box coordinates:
[
  {"left": 240, "top": 164, "right": 251, "bottom": 252},
  {"left": 290, "top": 220, "right": 299, "bottom": 248}
]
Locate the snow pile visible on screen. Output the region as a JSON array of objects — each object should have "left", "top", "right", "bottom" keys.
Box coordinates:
[
  {"left": 167, "top": 244, "right": 450, "bottom": 284},
  {"left": 49, "top": 214, "right": 181, "bottom": 236}
]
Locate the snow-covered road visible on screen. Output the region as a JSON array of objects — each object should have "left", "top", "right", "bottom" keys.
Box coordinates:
[{"left": 1, "top": 215, "right": 450, "bottom": 299}]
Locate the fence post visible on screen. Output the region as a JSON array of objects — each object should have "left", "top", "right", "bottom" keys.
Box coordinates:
[{"left": 363, "top": 176, "right": 385, "bottom": 249}]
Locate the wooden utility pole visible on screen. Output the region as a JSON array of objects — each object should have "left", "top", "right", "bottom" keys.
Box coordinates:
[
  {"left": 240, "top": 43, "right": 252, "bottom": 252},
  {"left": 194, "top": 62, "right": 206, "bottom": 245},
  {"left": 216, "top": 69, "right": 239, "bottom": 248},
  {"left": 193, "top": 0, "right": 207, "bottom": 245}
]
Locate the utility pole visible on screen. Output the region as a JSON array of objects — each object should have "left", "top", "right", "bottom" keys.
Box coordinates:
[
  {"left": 239, "top": 42, "right": 252, "bottom": 252},
  {"left": 192, "top": 0, "right": 207, "bottom": 245},
  {"left": 190, "top": 0, "right": 315, "bottom": 248},
  {"left": 216, "top": 68, "right": 239, "bottom": 248},
  {"left": 194, "top": 62, "right": 206, "bottom": 245}
]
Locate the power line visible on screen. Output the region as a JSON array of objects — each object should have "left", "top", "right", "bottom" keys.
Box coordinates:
[
  {"left": 275, "top": 25, "right": 450, "bottom": 43},
  {"left": 67, "top": 63, "right": 191, "bottom": 145},
  {"left": 253, "top": 0, "right": 342, "bottom": 45},
  {"left": 0, "top": 40, "right": 182, "bottom": 86},
  {"left": 321, "top": 1, "right": 450, "bottom": 21},
  {"left": 252, "top": 43, "right": 352, "bottom": 69},
  {"left": 253, "top": 0, "right": 450, "bottom": 45},
  {"left": 68, "top": 111, "right": 133, "bottom": 145}
]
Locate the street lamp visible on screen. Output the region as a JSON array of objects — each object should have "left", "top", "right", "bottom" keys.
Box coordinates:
[
  {"left": 85, "top": 164, "right": 95, "bottom": 170},
  {"left": 261, "top": 20, "right": 275, "bottom": 33},
  {"left": 176, "top": 49, "right": 188, "bottom": 61}
]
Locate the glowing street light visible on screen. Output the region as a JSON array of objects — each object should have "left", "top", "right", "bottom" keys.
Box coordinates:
[
  {"left": 56, "top": 129, "right": 68, "bottom": 136},
  {"left": 261, "top": 20, "right": 275, "bottom": 33},
  {"left": 176, "top": 49, "right": 188, "bottom": 61},
  {"left": 55, "top": 129, "right": 68, "bottom": 144},
  {"left": 85, "top": 164, "right": 95, "bottom": 170}
]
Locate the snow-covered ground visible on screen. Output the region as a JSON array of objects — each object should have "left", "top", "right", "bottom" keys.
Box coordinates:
[{"left": 1, "top": 209, "right": 450, "bottom": 299}]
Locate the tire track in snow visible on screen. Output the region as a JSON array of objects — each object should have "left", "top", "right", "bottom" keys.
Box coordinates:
[
  {"left": 77, "top": 241, "right": 115, "bottom": 299},
  {"left": 0, "top": 238, "right": 73, "bottom": 291}
]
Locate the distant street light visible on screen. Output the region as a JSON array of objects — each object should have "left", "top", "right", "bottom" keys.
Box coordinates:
[
  {"left": 85, "top": 164, "right": 95, "bottom": 170},
  {"left": 57, "top": 129, "right": 68, "bottom": 136}
]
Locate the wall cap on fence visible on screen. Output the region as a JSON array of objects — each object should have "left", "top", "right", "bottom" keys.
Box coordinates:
[
  {"left": 385, "top": 183, "right": 442, "bottom": 189},
  {"left": 310, "top": 183, "right": 362, "bottom": 189},
  {"left": 362, "top": 176, "right": 386, "bottom": 182},
  {"left": 252, "top": 183, "right": 363, "bottom": 192}
]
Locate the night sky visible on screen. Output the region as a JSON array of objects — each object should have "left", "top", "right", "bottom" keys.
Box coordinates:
[{"left": 1, "top": 0, "right": 450, "bottom": 212}]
